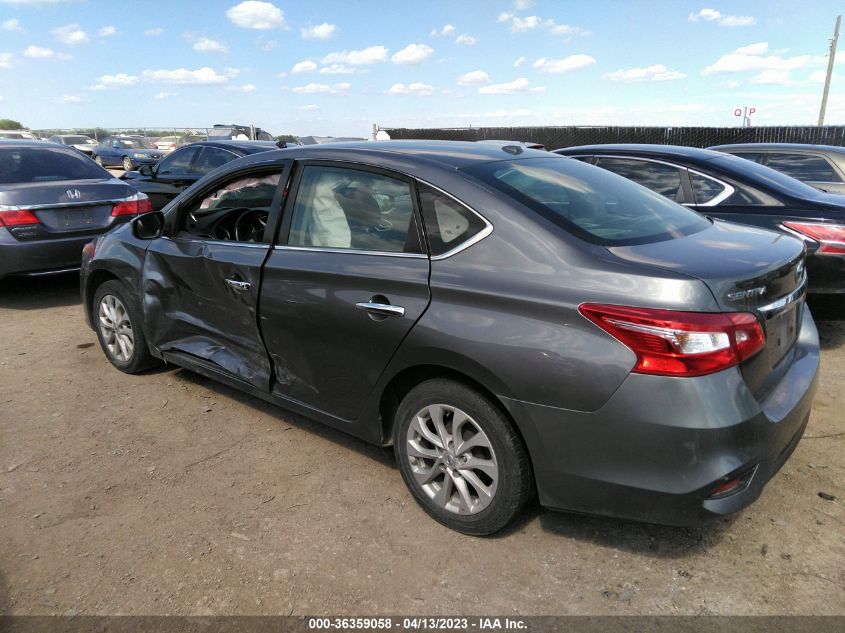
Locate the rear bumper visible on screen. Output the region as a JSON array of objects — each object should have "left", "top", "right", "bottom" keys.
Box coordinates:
[
  {"left": 502, "top": 307, "right": 820, "bottom": 526},
  {"left": 806, "top": 252, "right": 845, "bottom": 294},
  {"left": 1, "top": 227, "right": 102, "bottom": 280}
]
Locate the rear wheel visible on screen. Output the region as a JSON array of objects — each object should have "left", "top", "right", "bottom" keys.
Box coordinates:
[
  {"left": 393, "top": 378, "right": 533, "bottom": 535},
  {"left": 122, "top": 156, "right": 134, "bottom": 171},
  {"left": 93, "top": 280, "right": 160, "bottom": 373}
]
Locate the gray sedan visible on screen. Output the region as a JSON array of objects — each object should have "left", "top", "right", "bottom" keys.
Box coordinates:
[{"left": 80, "top": 141, "right": 818, "bottom": 534}]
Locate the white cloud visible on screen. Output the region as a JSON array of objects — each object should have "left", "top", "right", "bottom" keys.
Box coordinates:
[
  {"left": 291, "top": 60, "right": 317, "bottom": 73},
  {"left": 430, "top": 24, "right": 455, "bottom": 37},
  {"left": 154, "top": 91, "right": 176, "bottom": 99},
  {"left": 2, "top": 19, "right": 22, "bottom": 32},
  {"left": 226, "top": 1, "right": 285, "bottom": 30},
  {"left": 808, "top": 70, "right": 831, "bottom": 83},
  {"left": 0, "top": 95, "right": 4, "bottom": 102},
  {"left": 0, "top": 53, "right": 12, "bottom": 68},
  {"left": 388, "top": 82, "right": 434, "bottom": 96},
  {"left": 141, "top": 67, "right": 233, "bottom": 85},
  {"left": 514, "top": 0, "right": 534, "bottom": 8},
  {"left": 292, "top": 82, "right": 350, "bottom": 94},
  {"left": 514, "top": 56, "right": 525, "bottom": 67},
  {"left": 391, "top": 43, "right": 434, "bottom": 65},
  {"left": 702, "top": 42, "right": 813, "bottom": 75},
  {"left": 226, "top": 83, "right": 256, "bottom": 92},
  {"left": 52, "top": 23, "right": 88, "bottom": 45},
  {"left": 297, "top": 104, "right": 320, "bottom": 110},
  {"left": 532, "top": 54, "right": 596, "bottom": 74},
  {"left": 257, "top": 37, "right": 279, "bottom": 51},
  {"left": 301, "top": 22, "right": 336, "bottom": 40},
  {"left": 485, "top": 108, "right": 531, "bottom": 117},
  {"left": 499, "top": 13, "right": 589, "bottom": 37},
  {"left": 56, "top": 94, "right": 88, "bottom": 104},
  {"left": 92, "top": 73, "right": 139, "bottom": 89},
  {"left": 22, "top": 45, "right": 71, "bottom": 60},
  {"left": 322, "top": 45, "right": 387, "bottom": 65},
  {"left": 98, "top": 26, "right": 117, "bottom": 37},
  {"left": 319, "top": 63, "right": 355, "bottom": 74},
  {"left": 478, "top": 77, "right": 545, "bottom": 94},
  {"left": 689, "top": 8, "right": 756, "bottom": 27},
  {"left": 144, "top": 27, "right": 164, "bottom": 37},
  {"left": 193, "top": 37, "right": 229, "bottom": 54},
  {"left": 750, "top": 69, "right": 793, "bottom": 85},
  {"left": 455, "top": 34, "right": 477, "bottom": 45},
  {"left": 457, "top": 70, "right": 490, "bottom": 85},
  {"left": 604, "top": 63, "right": 686, "bottom": 82}
]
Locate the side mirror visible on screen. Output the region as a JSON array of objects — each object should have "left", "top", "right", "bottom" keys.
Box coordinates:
[
  {"left": 131, "top": 210, "right": 164, "bottom": 240},
  {"left": 138, "top": 164, "right": 154, "bottom": 177}
]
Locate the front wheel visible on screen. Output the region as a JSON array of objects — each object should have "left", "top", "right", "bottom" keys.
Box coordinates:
[
  {"left": 94, "top": 155, "right": 103, "bottom": 166},
  {"left": 93, "top": 280, "right": 160, "bottom": 374},
  {"left": 122, "top": 157, "right": 134, "bottom": 171},
  {"left": 393, "top": 378, "right": 534, "bottom": 535}
]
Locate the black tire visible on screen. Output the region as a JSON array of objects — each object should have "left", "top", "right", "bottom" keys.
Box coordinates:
[
  {"left": 92, "top": 280, "right": 160, "bottom": 374},
  {"left": 393, "top": 378, "right": 534, "bottom": 535},
  {"left": 94, "top": 155, "right": 103, "bottom": 166},
  {"left": 122, "top": 156, "right": 134, "bottom": 171}
]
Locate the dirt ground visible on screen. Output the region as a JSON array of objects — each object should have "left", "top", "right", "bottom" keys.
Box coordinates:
[{"left": 0, "top": 272, "right": 843, "bottom": 616}]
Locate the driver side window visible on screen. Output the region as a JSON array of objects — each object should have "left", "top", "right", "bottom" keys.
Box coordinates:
[{"left": 178, "top": 171, "right": 282, "bottom": 242}]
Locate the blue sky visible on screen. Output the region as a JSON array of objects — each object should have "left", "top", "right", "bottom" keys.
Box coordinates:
[{"left": 1, "top": 0, "right": 844, "bottom": 137}]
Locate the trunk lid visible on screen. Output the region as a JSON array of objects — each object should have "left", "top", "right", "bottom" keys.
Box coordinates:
[
  {"left": 609, "top": 220, "right": 807, "bottom": 395},
  {"left": 0, "top": 179, "right": 136, "bottom": 236}
]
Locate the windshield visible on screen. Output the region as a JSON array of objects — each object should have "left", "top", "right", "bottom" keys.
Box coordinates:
[
  {"left": 708, "top": 153, "right": 830, "bottom": 200},
  {"left": 0, "top": 146, "right": 109, "bottom": 184},
  {"left": 463, "top": 157, "right": 710, "bottom": 246},
  {"left": 117, "top": 138, "right": 154, "bottom": 149}
]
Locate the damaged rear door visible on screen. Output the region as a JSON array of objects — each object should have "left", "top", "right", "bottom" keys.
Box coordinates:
[{"left": 143, "top": 160, "right": 291, "bottom": 390}]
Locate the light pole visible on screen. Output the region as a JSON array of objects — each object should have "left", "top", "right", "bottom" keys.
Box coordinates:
[{"left": 818, "top": 15, "right": 841, "bottom": 126}]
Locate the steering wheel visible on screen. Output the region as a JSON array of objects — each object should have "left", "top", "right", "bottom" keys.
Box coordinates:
[{"left": 234, "top": 209, "right": 268, "bottom": 242}]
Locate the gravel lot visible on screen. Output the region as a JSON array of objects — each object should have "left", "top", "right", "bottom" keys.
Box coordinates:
[{"left": 0, "top": 272, "right": 843, "bottom": 616}]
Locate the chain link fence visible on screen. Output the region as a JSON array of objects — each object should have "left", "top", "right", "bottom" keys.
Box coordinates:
[
  {"left": 380, "top": 125, "right": 845, "bottom": 149},
  {"left": 30, "top": 127, "right": 213, "bottom": 141}
]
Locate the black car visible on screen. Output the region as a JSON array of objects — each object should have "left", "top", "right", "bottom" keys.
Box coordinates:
[
  {"left": 0, "top": 140, "right": 151, "bottom": 281},
  {"left": 121, "top": 140, "right": 281, "bottom": 210},
  {"left": 81, "top": 141, "right": 817, "bottom": 534},
  {"left": 709, "top": 143, "right": 845, "bottom": 195},
  {"left": 554, "top": 144, "right": 845, "bottom": 293}
]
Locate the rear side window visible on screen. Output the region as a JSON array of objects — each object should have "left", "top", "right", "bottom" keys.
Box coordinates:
[
  {"left": 418, "top": 183, "right": 488, "bottom": 256},
  {"left": 288, "top": 166, "right": 421, "bottom": 253},
  {"left": 0, "top": 147, "right": 108, "bottom": 184},
  {"left": 690, "top": 172, "right": 729, "bottom": 205},
  {"left": 157, "top": 146, "right": 199, "bottom": 175},
  {"left": 765, "top": 153, "right": 841, "bottom": 182},
  {"left": 595, "top": 157, "right": 685, "bottom": 201},
  {"left": 463, "top": 157, "right": 710, "bottom": 246}
]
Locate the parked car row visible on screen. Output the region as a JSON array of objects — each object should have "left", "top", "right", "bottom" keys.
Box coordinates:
[{"left": 0, "top": 137, "right": 833, "bottom": 535}]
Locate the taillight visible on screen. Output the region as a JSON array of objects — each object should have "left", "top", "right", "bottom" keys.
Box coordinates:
[
  {"left": 782, "top": 221, "right": 845, "bottom": 255},
  {"left": 0, "top": 208, "right": 40, "bottom": 227},
  {"left": 579, "top": 304, "right": 766, "bottom": 377},
  {"left": 111, "top": 192, "right": 153, "bottom": 217}
]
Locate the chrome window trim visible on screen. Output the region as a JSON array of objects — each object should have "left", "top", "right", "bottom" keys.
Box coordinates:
[
  {"left": 163, "top": 235, "right": 270, "bottom": 249},
  {"left": 273, "top": 245, "right": 427, "bottom": 259},
  {"left": 415, "top": 178, "right": 493, "bottom": 261},
  {"left": 0, "top": 198, "right": 128, "bottom": 211},
  {"left": 686, "top": 169, "right": 735, "bottom": 207}
]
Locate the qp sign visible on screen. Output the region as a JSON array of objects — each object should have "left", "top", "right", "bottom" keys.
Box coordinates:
[
  {"left": 734, "top": 108, "right": 743, "bottom": 117},
  {"left": 748, "top": 107, "right": 757, "bottom": 117}
]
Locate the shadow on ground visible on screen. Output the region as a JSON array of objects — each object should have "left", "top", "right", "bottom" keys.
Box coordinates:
[
  {"left": 808, "top": 296, "right": 845, "bottom": 350},
  {"left": 0, "top": 272, "right": 80, "bottom": 311},
  {"left": 174, "top": 367, "right": 727, "bottom": 557}
]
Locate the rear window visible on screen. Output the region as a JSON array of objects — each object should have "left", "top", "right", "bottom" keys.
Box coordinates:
[
  {"left": 765, "top": 153, "right": 841, "bottom": 182},
  {"left": 0, "top": 147, "right": 109, "bottom": 184},
  {"left": 463, "top": 157, "right": 710, "bottom": 246}
]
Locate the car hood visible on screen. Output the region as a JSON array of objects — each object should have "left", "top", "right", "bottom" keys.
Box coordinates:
[
  {"left": 608, "top": 219, "right": 805, "bottom": 312},
  {"left": 0, "top": 178, "right": 136, "bottom": 206}
]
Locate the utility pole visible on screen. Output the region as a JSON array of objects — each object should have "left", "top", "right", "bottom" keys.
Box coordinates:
[{"left": 818, "top": 14, "right": 841, "bottom": 126}]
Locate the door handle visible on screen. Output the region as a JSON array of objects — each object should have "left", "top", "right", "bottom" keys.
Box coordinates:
[
  {"left": 355, "top": 301, "right": 405, "bottom": 318},
  {"left": 225, "top": 279, "right": 251, "bottom": 291}
]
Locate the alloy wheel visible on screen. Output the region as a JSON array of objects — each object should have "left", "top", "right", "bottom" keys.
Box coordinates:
[
  {"left": 98, "top": 294, "right": 134, "bottom": 362},
  {"left": 405, "top": 404, "right": 499, "bottom": 515}
]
